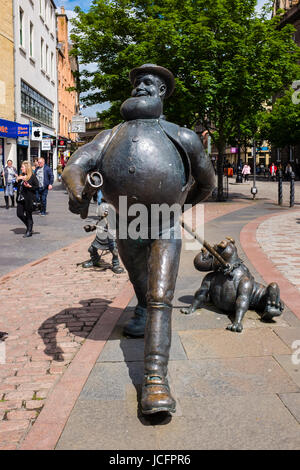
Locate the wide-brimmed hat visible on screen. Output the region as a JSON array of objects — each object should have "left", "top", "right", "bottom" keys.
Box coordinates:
[{"left": 129, "top": 64, "right": 175, "bottom": 98}]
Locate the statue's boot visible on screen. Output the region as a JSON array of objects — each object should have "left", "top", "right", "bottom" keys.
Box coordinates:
[
  {"left": 82, "top": 246, "right": 101, "bottom": 268},
  {"left": 4, "top": 196, "right": 9, "bottom": 209},
  {"left": 10, "top": 195, "right": 15, "bottom": 207},
  {"left": 111, "top": 252, "right": 124, "bottom": 274},
  {"left": 82, "top": 259, "right": 103, "bottom": 268},
  {"left": 141, "top": 304, "right": 176, "bottom": 415},
  {"left": 123, "top": 305, "right": 147, "bottom": 337}
]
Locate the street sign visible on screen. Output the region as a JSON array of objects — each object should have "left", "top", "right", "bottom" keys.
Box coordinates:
[{"left": 71, "top": 115, "right": 86, "bottom": 133}]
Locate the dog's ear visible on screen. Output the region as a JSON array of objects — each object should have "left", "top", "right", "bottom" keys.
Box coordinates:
[{"left": 226, "top": 236, "right": 235, "bottom": 244}]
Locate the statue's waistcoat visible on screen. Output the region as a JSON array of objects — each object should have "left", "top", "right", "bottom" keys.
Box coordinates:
[{"left": 99, "top": 119, "right": 191, "bottom": 213}]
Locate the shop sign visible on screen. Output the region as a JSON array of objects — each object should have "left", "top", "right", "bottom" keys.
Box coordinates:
[
  {"left": 17, "top": 137, "right": 29, "bottom": 147},
  {"left": 42, "top": 139, "right": 51, "bottom": 150},
  {"left": 58, "top": 138, "right": 67, "bottom": 147},
  {"left": 0, "top": 118, "right": 29, "bottom": 139},
  {"left": 71, "top": 115, "right": 86, "bottom": 133},
  {"left": 31, "top": 126, "right": 43, "bottom": 141}
]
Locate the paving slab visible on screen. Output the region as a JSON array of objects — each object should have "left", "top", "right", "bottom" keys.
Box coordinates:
[
  {"left": 273, "top": 327, "right": 300, "bottom": 349},
  {"left": 55, "top": 400, "right": 158, "bottom": 450},
  {"left": 168, "top": 357, "right": 299, "bottom": 398},
  {"left": 156, "top": 395, "right": 300, "bottom": 450},
  {"left": 178, "top": 328, "right": 291, "bottom": 360},
  {"left": 279, "top": 393, "right": 300, "bottom": 424},
  {"left": 274, "top": 354, "right": 300, "bottom": 387},
  {"left": 79, "top": 362, "right": 144, "bottom": 401},
  {"left": 98, "top": 331, "right": 187, "bottom": 363}
]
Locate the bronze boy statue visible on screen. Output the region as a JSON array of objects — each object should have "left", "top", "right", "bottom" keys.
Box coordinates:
[{"left": 62, "top": 64, "right": 215, "bottom": 415}]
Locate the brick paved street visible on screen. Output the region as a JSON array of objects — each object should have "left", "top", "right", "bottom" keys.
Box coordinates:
[{"left": 257, "top": 212, "right": 300, "bottom": 292}]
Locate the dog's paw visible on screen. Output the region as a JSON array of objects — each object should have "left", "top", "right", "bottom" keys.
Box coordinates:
[
  {"left": 180, "top": 307, "right": 193, "bottom": 315},
  {"left": 226, "top": 322, "right": 243, "bottom": 333}
]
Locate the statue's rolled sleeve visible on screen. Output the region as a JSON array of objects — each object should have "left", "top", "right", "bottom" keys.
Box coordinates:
[{"left": 180, "top": 128, "right": 215, "bottom": 205}]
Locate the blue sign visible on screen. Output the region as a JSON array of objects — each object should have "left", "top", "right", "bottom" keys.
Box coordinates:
[
  {"left": 0, "top": 118, "right": 29, "bottom": 139},
  {"left": 256, "top": 146, "right": 269, "bottom": 152},
  {"left": 17, "top": 137, "right": 29, "bottom": 147}
]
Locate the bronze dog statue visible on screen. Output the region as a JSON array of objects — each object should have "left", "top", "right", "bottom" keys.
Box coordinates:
[{"left": 181, "top": 237, "right": 284, "bottom": 332}]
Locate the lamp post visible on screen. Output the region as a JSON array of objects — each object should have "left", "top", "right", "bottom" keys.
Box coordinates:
[
  {"left": 236, "top": 128, "right": 243, "bottom": 183},
  {"left": 251, "top": 140, "right": 258, "bottom": 199}
]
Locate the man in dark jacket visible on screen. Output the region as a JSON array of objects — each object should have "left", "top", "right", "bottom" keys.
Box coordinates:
[{"left": 35, "top": 157, "right": 54, "bottom": 216}]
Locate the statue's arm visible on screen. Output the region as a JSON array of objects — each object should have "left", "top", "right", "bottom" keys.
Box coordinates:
[
  {"left": 62, "top": 129, "right": 112, "bottom": 201},
  {"left": 62, "top": 129, "right": 112, "bottom": 218},
  {"left": 179, "top": 128, "right": 215, "bottom": 206}
]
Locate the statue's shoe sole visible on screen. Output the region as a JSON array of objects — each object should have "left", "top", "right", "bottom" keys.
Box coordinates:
[
  {"left": 123, "top": 329, "right": 145, "bottom": 338},
  {"left": 141, "top": 405, "right": 176, "bottom": 415}
]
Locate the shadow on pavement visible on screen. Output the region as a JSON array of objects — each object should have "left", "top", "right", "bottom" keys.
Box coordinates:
[{"left": 38, "top": 297, "right": 112, "bottom": 361}]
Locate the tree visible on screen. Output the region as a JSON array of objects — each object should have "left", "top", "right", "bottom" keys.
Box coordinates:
[
  {"left": 70, "top": 0, "right": 300, "bottom": 200},
  {"left": 259, "top": 88, "right": 300, "bottom": 150}
]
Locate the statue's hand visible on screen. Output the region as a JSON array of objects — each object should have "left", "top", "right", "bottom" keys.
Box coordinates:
[{"left": 62, "top": 165, "right": 91, "bottom": 219}]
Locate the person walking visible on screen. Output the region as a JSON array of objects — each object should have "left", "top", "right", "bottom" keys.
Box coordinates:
[
  {"left": 242, "top": 163, "right": 251, "bottom": 182},
  {"left": 16, "top": 161, "right": 39, "bottom": 238},
  {"left": 2, "top": 160, "right": 17, "bottom": 209},
  {"left": 285, "top": 163, "right": 293, "bottom": 181},
  {"left": 269, "top": 162, "right": 277, "bottom": 181},
  {"left": 35, "top": 157, "right": 54, "bottom": 216}
]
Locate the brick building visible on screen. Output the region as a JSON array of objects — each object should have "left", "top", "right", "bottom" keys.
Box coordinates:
[{"left": 56, "top": 6, "right": 79, "bottom": 164}]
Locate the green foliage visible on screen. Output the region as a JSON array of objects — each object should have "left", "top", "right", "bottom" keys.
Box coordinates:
[
  {"left": 70, "top": 0, "right": 300, "bottom": 197},
  {"left": 259, "top": 88, "right": 300, "bottom": 148}
]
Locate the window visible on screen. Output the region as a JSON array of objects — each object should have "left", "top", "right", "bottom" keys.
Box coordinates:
[
  {"left": 29, "top": 23, "right": 34, "bottom": 57},
  {"left": 51, "top": 6, "right": 55, "bottom": 33},
  {"left": 46, "top": 45, "right": 49, "bottom": 73},
  {"left": 19, "top": 8, "right": 24, "bottom": 46},
  {"left": 51, "top": 52, "right": 54, "bottom": 79},
  {"left": 41, "top": 38, "right": 44, "bottom": 69},
  {"left": 21, "top": 80, "right": 54, "bottom": 127}
]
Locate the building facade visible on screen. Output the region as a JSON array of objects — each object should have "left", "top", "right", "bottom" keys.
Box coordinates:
[
  {"left": 0, "top": 0, "right": 16, "bottom": 172},
  {"left": 13, "top": 0, "right": 58, "bottom": 176},
  {"left": 56, "top": 6, "right": 79, "bottom": 165}
]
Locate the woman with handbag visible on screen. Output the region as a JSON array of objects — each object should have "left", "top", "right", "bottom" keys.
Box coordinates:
[
  {"left": 2, "top": 160, "right": 18, "bottom": 209},
  {"left": 16, "top": 161, "right": 39, "bottom": 238}
]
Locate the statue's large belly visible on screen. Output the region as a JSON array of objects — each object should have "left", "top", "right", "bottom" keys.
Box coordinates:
[{"left": 100, "top": 120, "right": 186, "bottom": 212}]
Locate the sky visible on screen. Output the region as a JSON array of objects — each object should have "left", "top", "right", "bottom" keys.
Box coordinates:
[{"left": 57, "top": 0, "right": 273, "bottom": 117}]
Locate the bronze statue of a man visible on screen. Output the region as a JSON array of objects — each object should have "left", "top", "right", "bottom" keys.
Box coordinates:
[{"left": 62, "top": 64, "right": 215, "bottom": 415}]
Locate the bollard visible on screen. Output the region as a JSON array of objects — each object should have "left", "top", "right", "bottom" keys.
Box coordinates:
[
  {"left": 290, "top": 171, "right": 295, "bottom": 208},
  {"left": 278, "top": 169, "right": 283, "bottom": 206}
]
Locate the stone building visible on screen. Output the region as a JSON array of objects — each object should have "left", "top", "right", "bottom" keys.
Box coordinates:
[
  {"left": 13, "top": 0, "right": 58, "bottom": 175},
  {"left": 56, "top": 6, "right": 79, "bottom": 165},
  {"left": 0, "top": 0, "right": 16, "bottom": 171}
]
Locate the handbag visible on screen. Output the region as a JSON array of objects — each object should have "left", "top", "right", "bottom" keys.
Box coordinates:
[
  {"left": 17, "top": 182, "right": 25, "bottom": 203},
  {"left": 17, "top": 192, "right": 25, "bottom": 203}
]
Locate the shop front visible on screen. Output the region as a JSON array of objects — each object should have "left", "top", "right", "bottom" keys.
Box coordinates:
[
  {"left": 0, "top": 118, "right": 29, "bottom": 173},
  {"left": 30, "top": 124, "right": 58, "bottom": 178}
]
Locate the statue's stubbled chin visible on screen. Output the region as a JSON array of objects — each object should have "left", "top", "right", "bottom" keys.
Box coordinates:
[{"left": 120, "top": 96, "right": 163, "bottom": 120}]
